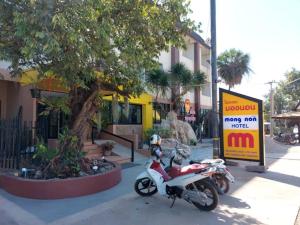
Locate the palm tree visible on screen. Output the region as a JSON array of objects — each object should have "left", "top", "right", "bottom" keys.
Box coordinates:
[
  {"left": 170, "top": 63, "right": 206, "bottom": 112},
  {"left": 146, "top": 68, "right": 170, "bottom": 116},
  {"left": 146, "top": 68, "right": 169, "bottom": 103},
  {"left": 217, "top": 49, "right": 252, "bottom": 90}
]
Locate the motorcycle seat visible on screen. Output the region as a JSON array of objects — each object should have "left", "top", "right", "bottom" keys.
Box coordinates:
[{"left": 168, "top": 164, "right": 208, "bottom": 178}]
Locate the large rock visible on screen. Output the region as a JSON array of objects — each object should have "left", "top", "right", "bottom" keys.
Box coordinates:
[{"left": 161, "top": 111, "right": 197, "bottom": 145}]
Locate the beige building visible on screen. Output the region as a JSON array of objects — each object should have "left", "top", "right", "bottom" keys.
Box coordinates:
[
  {"left": 154, "top": 32, "right": 212, "bottom": 137},
  {"left": 0, "top": 31, "right": 212, "bottom": 147}
]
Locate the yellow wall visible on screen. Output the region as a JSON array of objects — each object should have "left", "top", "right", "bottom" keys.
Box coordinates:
[
  {"left": 103, "top": 93, "right": 153, "bottom": 133},
  {"left": 20, "top": 70, "right": 154, "bottom": 133}
]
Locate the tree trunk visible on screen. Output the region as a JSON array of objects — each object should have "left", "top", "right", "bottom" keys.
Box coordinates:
[
  {"left": 171, "top": 86, "right": 181, "bottom": 113},
  {"left": 69, "top": 83, "right": 100, "bottom": 147},
  {"left": 42, "top": 83, "right": 100, "bottom": 177}
]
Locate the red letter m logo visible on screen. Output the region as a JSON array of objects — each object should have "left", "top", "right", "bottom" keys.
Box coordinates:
[{"left": 228, "top": 133, "right": 254, "bottom": 148}]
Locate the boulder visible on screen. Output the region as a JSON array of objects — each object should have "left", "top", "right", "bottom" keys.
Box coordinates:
[{"left": 161, "top": 111, "right": 197, "bottom": 145}]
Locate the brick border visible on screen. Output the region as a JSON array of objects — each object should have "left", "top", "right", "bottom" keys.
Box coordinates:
[{"left": 0, "top": 164, "right": 121, "bottom": 199}]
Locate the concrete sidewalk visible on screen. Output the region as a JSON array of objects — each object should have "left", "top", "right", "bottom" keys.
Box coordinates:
[{"left": 0, "top": 138, "right": 300, "bottom": 225}]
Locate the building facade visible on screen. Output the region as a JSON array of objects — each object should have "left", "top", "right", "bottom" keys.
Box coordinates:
[
  {"left": 0, "top": 32, "right": 212, "bottom": 148},
  {"left": 154, "top": 32, "right": 212, "bottom": 137}
]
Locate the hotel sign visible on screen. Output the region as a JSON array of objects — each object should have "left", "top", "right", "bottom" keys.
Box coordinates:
[{"left": 219, "top": 89, "right": 265, "bottom": 165}]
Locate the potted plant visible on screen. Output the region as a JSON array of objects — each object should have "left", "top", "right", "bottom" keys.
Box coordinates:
[
  {"left": 101, "top": 141, "right": 115, "bottom": 156},
  {"left": 30, "top": 88, "right": 41, "bottom": 98}
]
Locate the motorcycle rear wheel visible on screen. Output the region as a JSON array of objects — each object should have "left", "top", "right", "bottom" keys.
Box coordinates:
[
  {"left": 214, "top": 175, "right": 230, "bottom": 194},
  {"left": 190, "top": 180, "right": 219, "bottom": 211},
  {"left": 134, "top": 177, "right": 157, "bottom": 196}
]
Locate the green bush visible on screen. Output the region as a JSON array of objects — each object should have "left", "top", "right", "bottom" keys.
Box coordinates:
[
  {"left": 144, "top": 127, "right": 172, "bottom": 143},
  {"left": 56, "top": 129, "right": 86, "bottom": 177},
  {"left": 33, "top": 140, "right": 58, "bottom": 167}
]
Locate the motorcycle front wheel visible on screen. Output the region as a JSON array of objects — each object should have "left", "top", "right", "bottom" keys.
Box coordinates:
[
  {"left": 134, "top": 177, "right": 157, "bottom": 196},
  {"left": 288, "top": 138, "right": 297, "bottom": 145},
  {"left": 189, "top": 180, "right": 219, "bottom": 211}
]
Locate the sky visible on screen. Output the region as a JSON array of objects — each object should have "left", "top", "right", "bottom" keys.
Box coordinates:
[{"left": 190, "top": 0, "right": 300, "bottom": 100}]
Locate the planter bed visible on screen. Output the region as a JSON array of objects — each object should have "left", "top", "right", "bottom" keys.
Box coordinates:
[{"left": 0, "top": 163, "right": 121, "bottom": 199}]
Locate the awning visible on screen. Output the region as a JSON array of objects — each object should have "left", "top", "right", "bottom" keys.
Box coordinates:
[
  {"left": 0, "top": 68, "right": 68, "bottom": 92},
  {"left": 272, "top": 111, "right": 300, "bottom": 120}
]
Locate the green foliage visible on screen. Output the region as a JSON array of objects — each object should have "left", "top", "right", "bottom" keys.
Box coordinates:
[
  {"left": 98, "top": 101, "right": 112, "bottom": 129},
  {"left": 264, "top": 68, "right": 300, "bottom": 120},
  {"left": 39, "top": 96, "right": 70, "bottom": 116},
  {"left": 47, "top": 129, "right": 86, "bottom": 178},
  {"left": 217, "top": 49, "right": 252, "bottom": 90},
  {"left": 33, "top": 140, "right": 58, "bottom": 166},
  {"left": 146, "top": 68, "right": 170, "bottom": 101},
  {"left": 144, "top": 127, "right": 172, "bottom": 143},
  {"left": 61, "top": 148, "right": 85, "bottom": 176},
  {"left": 193, "top": 70, "right": 206, "bottom": 85},
  {"left": 170, "top": 63, "right": 193, "bottom": 87},
  {"left": 0, "top": 0, "right": 197, "bottom": 163},
  {"left": 0, "top": 0, "right": 195, "bottom": 96},
  {"left": 169, "top": 63, "right": 206, "bottom": 110}
]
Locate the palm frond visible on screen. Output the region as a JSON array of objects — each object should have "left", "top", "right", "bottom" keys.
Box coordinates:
[{"left": 217, "top": 48, "right": 252, "bottom": 89}]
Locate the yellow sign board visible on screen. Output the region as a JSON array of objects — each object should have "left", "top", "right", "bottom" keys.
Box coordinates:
[{"left": 220, "top": 89, "right": 264, "bottom": 165}]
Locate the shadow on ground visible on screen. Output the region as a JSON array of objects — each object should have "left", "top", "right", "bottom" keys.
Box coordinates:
[{"left": 67, "top": 195, "right": 264, "bottom": 225}]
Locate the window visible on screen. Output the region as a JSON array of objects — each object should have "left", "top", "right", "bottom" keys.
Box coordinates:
[
  {"left": 153, "top": 103, "right": 171, "bottom": 124},
  {"left": 182, "top": 44, "right": 194, "bottom": 60},
  {"left": 37, "top": 104, "right": 69, "bottom": 139},
  {"left": 101, "top": 101, "right": 142, "bottom": 125}
]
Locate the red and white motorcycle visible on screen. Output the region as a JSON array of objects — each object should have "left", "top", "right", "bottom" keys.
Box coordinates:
[
  {"left": 190, "top": 158, "right": 235, "bottom": 194},
  {"left": 134, "top": 135, "right": 219, "bottom": 211}
]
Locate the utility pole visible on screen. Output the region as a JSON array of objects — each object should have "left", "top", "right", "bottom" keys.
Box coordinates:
[
  {"left": 265, "top": 81, "right": 277, "bottom": 137},
  {"left": 210, "top": 0, "right": 219, "bottom": 158}
]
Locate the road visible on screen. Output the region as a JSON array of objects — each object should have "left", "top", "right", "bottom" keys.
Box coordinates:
[{"left": 0, "top": 137, "right": 299, "bottom": 225}]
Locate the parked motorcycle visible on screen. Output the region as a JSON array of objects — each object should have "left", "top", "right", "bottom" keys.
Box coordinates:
[
  {"left": 189, "top": 158, "right": 235, "bottom": 194},
  {"left": 134, "top": 135, "right": 219, "bottom": 211},
  {"left": 162, "top": 141, "right": 234, "bottom": 195},
  {"left": 274, "top": 132, "right": 299, "bottom": 145}
]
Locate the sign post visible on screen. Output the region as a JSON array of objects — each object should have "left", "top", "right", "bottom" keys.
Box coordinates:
[{"left": 219, "top": 88, "right": 265, "bottom": 167}]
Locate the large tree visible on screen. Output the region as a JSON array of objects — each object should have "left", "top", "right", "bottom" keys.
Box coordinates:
[
  {"left": 264, "top": 68, "right": 300, "bottom": 120},
  {"left": 0, "top": 0, "right": 195, "bottom": 148},
  {"left": 217, "top": 48, "right": 252, "bottom": 90}
]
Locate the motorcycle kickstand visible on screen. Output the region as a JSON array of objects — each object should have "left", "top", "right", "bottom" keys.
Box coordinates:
[{"left": 170, "top": 195, "right": 176, "bottom": 208}]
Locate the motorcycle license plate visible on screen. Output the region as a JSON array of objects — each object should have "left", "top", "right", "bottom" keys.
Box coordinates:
[{"left": 225, "top": 171, "right": 235, "bottom": 183}]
